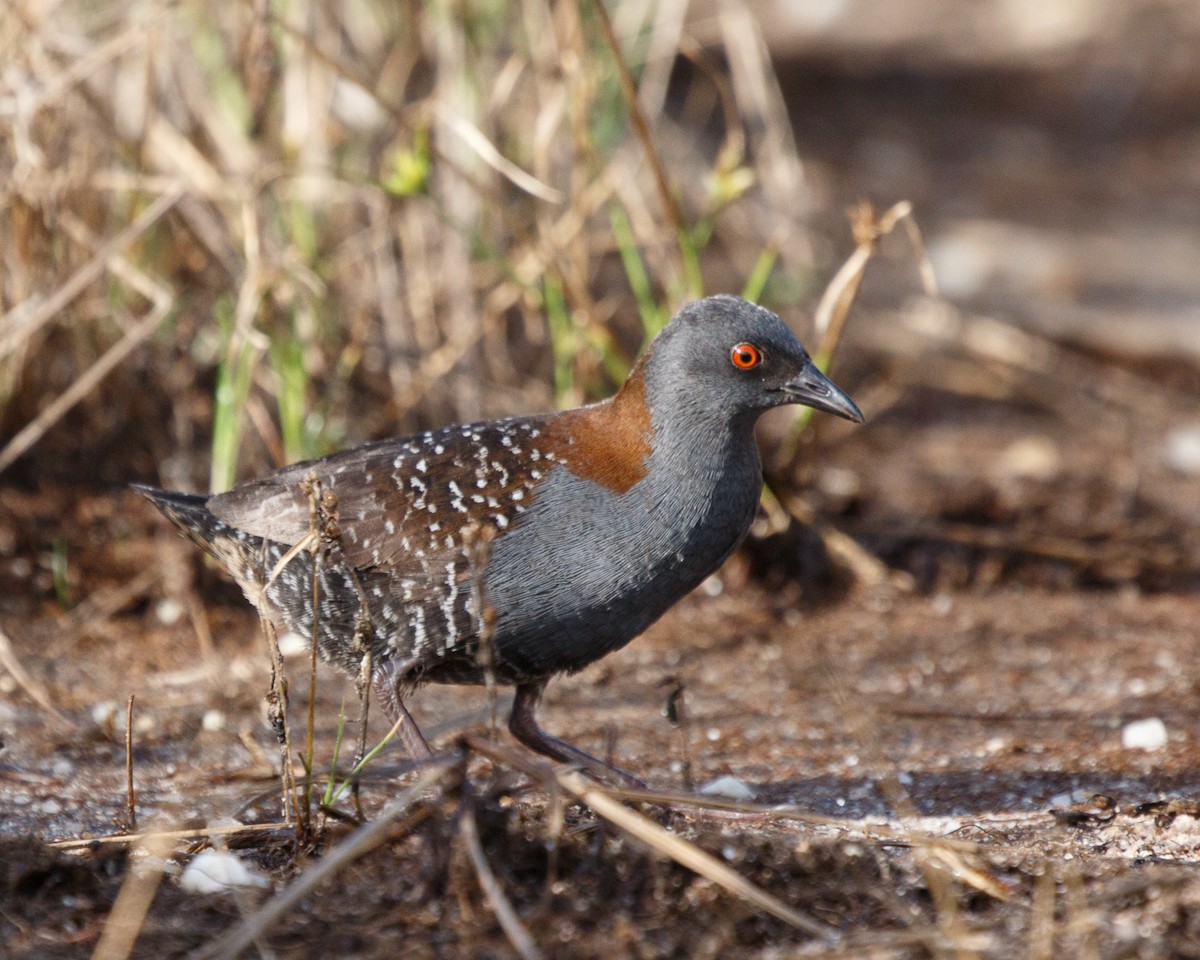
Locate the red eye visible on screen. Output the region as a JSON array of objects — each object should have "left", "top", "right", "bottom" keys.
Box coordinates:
[{"left": 730, "top": 342, "right": 762, "bottom": 370}]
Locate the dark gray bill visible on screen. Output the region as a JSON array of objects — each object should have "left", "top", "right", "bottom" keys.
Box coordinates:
[{"left": 782, "top": 361, "right": 864, "bottom": 423}]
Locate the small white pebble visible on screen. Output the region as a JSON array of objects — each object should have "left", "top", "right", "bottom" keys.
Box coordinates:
[
  {"left": 91, "top": 701, "right": 118, "bottom": 728},
  {"left": 700, "top": 575, "right": 723, "bottom": 597},
  {"left": 698, "top": 775, "right": 756, "bottom": 801},
  {"left": 155, "top": 597, "right": 185, "bottom": 626},
  {"left": 180, "top": 850, "right": 270, "bottom": 895},
  {"left": 997, "top": 435, "right": 1060, "bottom": 480},
  {"left": 817, "top": 463, "right": 860, "bottom": 499},
  {"left": 201, "top": 709, "right": 226, "bottom": 732},
  {"left": 705, "top": 727, "right": 721, "bottom": 742},
  {"left": 1122, "top": 717, "right": 1168, "bottom": 751},
  {"left": 1162, "top": 424, "right": 1200, "bottom": 475}
]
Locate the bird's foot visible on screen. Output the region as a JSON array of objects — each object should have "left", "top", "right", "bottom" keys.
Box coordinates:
[{"left": 509, "top": 681, "right": 647, "bottom": 789}]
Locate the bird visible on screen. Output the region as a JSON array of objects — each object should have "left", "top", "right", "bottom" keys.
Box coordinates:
[{"left": 136, "top": 295, "right": 863, "bottom": 783}]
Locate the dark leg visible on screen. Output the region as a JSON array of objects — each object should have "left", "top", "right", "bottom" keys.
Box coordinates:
[
  {"left": 508, "top": 681, "right": 646, "bottom": 788},
  {"left": 372, "top": 663, "right": 434, "bottom": 761}
]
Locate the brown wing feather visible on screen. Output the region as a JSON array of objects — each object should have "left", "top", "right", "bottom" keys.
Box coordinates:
[{"left": 208, "top": 416, "right": 560, "bottom": 572}]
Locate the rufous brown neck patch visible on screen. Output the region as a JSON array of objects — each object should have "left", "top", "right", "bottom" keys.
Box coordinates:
[{"left": 545, "top": 363, "right": 653, "bottom": 494}]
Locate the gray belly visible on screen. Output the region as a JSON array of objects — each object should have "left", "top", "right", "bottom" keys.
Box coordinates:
[{"left": 448, "top": 464, "right": 760, "bottom": 682}]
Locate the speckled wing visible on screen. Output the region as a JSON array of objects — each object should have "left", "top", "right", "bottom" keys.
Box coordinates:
[
  {"left": 202, "top": 417, "right": 568, "bottom": 675},
  {"left": 208, "top": 416, "right": 561, "bottom": 573}
]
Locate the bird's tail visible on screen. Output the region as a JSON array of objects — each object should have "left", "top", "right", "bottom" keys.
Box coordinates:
[
  {"left": 132, "top": 483, "right": 217, "bottom": 538},
  {"left": 133, "top": 483, "right": 266, "bottom": 588}
]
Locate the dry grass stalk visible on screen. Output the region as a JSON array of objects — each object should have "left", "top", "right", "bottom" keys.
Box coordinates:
[
  {"left": 0, "top": 203, "right": 178, "bottom": 474},
  {"left": 89, "top": 827, "right": 175, "bottom": 960},
  {"left": 465, "top": 735, "right": 837, "bottom": 943},
  {"left": 193, "top": 761, "right": 454, "bottom": 960},
  {"left": 0, "top": 189, "right": 181, "bottom": 363},
  {"left": 592, "top": 0, "right": 699, "bottom": 300},
  {"left": 460, "top": 798, "right": 545, "bottom": 960},
  {"left": 0, "top": 620, "right": 72, "bottom": 728},
  {"left": 716, "top": 3, "right": 806, "bottom": 218},
  {"left": 124, "top": 695, "right": 137, "bottom": 834},
  {"left": 813, "top": 200, "right": 937, "bottom": 358},
  {"left": 299, "top": 473, "right": 327, "bottom": 837},
  {"left": 49, "top": 821, "right": 294, "bottom": 852}
]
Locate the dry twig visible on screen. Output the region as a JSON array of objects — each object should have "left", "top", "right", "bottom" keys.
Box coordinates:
[
  {"left": 193, "top": 761, "right": 454, "bottom": 960},
  {"left": 461, "top": 797, "right": 545, "bottom": 960}
]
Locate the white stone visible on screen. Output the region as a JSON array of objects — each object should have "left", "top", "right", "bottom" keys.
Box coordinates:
[
  {"left": 180, "top": 849, "right": 270, "bottom": 895},
  {"left": 698, "top": 775, "right": 757, "bottom": 801},
  {"left": 155, "top": 598, "right": 185, "bottom": 626},
  {"left": 1121, "top": 717, "right": 1168, "bottom": 751},
  {"left": 1163, "top": 424, "right": 1200, "bottom": 476}
]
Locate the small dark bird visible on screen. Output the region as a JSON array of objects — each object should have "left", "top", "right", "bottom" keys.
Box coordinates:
[{"left": 137, "top": 295, "right": 862, "bottom": 782}]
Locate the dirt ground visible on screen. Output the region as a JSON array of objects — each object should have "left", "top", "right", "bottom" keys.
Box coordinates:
[{"left": 5, "top": 47, "right": 1200, "bottom": 960}]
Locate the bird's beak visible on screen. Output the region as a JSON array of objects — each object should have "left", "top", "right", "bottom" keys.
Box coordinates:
[{"left": 782, "top": 361, "right": 865, "bottom": 423}]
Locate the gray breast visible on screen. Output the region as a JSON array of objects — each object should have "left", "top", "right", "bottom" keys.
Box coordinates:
[{"left": 480, "top": 444, "right": 761, "bottom": 679}]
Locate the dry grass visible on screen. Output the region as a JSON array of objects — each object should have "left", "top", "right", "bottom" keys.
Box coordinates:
[{"left": 0, "top": 0, "right": 825, "bottom": 494}]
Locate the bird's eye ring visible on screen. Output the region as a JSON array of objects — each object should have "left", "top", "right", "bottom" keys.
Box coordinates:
[{"left": 730, "top": 342, "right": 762, "bottom": 370}]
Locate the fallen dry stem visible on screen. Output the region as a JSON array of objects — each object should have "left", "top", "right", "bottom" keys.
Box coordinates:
[
  {"left": 89, "top": 828, "right": 175, "bottom": 960},
  {"left": 48, "top": 821, "right": 294, "bottom": 852},
  {"left": 55, "top": 568, "right": 161, "bottom": 653},
  {"left": 192, "top": 761, "right": 454, "bottom": 960},
  {"left": 0, "top": 621, "right": 72, "bottom": 728},
  {"left": 563, "top": 773, "right": 836, "bottom": 940},
  {"left": 464, "top": 736, "right": 837, "bottom": 942},
  {"left": 461, "top": 798, "right": 545, "bottom": 960},
  {"left": 810, "top": 626, "right": 996, "bottom": 950},
  {"left": 598, "top": 784, "right": 988, "bottom": 854}
]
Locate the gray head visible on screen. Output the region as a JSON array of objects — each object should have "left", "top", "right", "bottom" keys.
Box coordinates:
[{"left": 638, "top": 294, "right": 864, "bottom": 426}]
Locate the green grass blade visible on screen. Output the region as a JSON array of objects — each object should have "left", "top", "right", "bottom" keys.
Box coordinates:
[{"left": 608, "top": 204, "right": 665, "bottom": 342}]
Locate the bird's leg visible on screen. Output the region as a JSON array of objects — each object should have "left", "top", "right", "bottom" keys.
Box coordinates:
[
  {"left": 371, "top": 662, "right": 434, "bottom": 761},
  {"left": 509, "top": 681, "right": 646, "bottom": 788}
]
